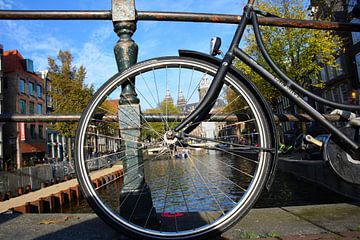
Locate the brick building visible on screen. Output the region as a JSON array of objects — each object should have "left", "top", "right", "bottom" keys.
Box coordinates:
[
  {"left": 2, "top": 49, "right": 46, "bottom": 169},
  {"left": 0, "top": 45, "right": 4, "bottom": 169}
]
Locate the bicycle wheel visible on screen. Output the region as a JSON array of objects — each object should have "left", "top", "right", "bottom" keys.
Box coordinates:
[{"left": 75, "top": 56, "right": 275, "bottom": 239}]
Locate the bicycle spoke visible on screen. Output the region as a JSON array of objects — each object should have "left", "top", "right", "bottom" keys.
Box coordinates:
[
  {"left": 188, "top": 154, "right": 248, "bottom": 193},
  {"left": 139, "top": 73, "right": 159, "bottom": 110},
  {"left": 180, "top": 155, "right": 212, "bottom": 225},
  {"left": 187, "top": 154, "right": 226, "bottom": 215},
  {"left": 185, "top": 73, "right": 207, "bottom": 105},
  {"left": 187, "top": 144, "right": 259, "bottom": 165},
  {"left": 185, "top": 68, "right": 195, "bottom": 103},
  {"left": 184, "top": 133, "right": 273, "bottom": 152},
  {"left": 152, "top": 68, "right": 169, "bottom": 131},
  {"left": 165, "top": 66, "right": 169, "bottom": 130},
  {"left": 188, "top": 158, "right": 240, "bottom": 204},
  {"left": 177, "top": 65, "right": 181, "bottom": 106},
  {"left": 119, "top": 97, "right": 164, "bottom": 140},
  {"left": 129, "top": 182, "right": 148, "bottom": 222},
  {"left": 184, "top": 94, "right": 242, "bottom": 131},
  {"left": 76, "top": 59, "right": 273, "bottom": 238}
]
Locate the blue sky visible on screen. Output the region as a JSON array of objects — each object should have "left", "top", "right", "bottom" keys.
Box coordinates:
[{"left": 0, "top": 0, "right": 251, "bottom": 89}]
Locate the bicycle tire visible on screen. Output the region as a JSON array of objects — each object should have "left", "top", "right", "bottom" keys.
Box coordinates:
[{"left": 75, "top": 56, "right": 275, "bottom": 239}]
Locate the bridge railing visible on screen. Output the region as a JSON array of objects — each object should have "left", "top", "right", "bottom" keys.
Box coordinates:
[
  {"left": 0, "top": 2, "right": 359, "bottom": 31},
  {"left": 0, "top": 113, "right": 348, "bottom": 123},
  {"left": 0, "top": 0, "right": 359, "bottom": 125},
  {"left": 86, "top": 152, "right": 123, "bottom": 171}
]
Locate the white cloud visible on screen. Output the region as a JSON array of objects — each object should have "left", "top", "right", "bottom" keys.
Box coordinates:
[
  {"left": 0, "top": 0, "right": 245, "bottom": 91},
  {"left": 74, "top": 24, "right": 118, "bottom": 89},
  {"left": 1, "top": 17, "right": 117, "bottom": 89},
  {"left": 1, "top": 20, "right": 70, "bottom": 71},
  {"left": 0, "top": 0, "right": 14, "bottom": 9},
  {"left": 75, "top": 41, "right": 117, "bottom": 89}
]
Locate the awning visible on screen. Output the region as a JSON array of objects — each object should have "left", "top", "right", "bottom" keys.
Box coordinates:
[{"left": 20, "top": 142, "right": 46, "bottom": 153}]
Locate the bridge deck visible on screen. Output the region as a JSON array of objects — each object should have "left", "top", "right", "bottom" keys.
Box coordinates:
[{"left": 0, "top": 203, "right": 359, "bottom": 239}]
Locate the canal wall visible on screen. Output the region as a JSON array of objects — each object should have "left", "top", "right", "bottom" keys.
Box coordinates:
[
  {"left": 0, "top": 165, "right": 123, "bottom": 213},
  {"left": 278, "top": 157, "right": 360, "bottom": 201}
]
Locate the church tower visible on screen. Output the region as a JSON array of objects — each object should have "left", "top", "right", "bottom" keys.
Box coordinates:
[
  {"left": 198, "top": 74, "right": 211, "bottom": 100},
  {"left": 177, "top": 90, "right": 186, "bottom": 110},
  {"left": 164, "top": 89, "right": 174, "bottom": 105}
]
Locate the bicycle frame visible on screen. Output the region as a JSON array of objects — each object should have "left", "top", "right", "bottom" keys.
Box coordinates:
[{"left": 175, "top": 0, "right": 360, "bottom": 159}]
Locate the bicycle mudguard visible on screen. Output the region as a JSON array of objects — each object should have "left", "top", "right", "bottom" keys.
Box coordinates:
[{"left": 178, "top": 49, "right": 279, "bottom": 190}]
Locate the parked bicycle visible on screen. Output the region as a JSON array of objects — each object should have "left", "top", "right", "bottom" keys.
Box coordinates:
[{"left": 75, "top": 1, "right": 360, "bottom": 239}]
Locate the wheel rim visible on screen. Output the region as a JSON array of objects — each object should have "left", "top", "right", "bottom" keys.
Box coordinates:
[{"left": 76, "top": 58, "right": 272, "bottom": 238}]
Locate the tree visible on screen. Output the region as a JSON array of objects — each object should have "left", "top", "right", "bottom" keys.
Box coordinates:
[
  {"left": 48, "top": 50, "right": 94, "bottom": 158},
  {"left": 235, "top": 0, "right": 341, "bottom": 106}
]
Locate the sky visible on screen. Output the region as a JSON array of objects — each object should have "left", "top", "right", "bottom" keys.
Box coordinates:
[{"left": 0, "top": 0, "right": 252, "bottom": 90}]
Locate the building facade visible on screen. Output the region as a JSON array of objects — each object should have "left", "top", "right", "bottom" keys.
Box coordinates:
[
  {"left": 276, "top": 0, "right": 360, "bottom": 142},
  {"left": 348, "top": 0, "right": 360, "bottom": 101},
  {"left": 37, "top": 70, "right": 64, "bottom": 161},
  {"left": 0, "top": 45, "right": 4, "bottom": 169},
  {"left": 310, "top": 0, "right": 360, "bottom": 106},
  {"left": 2, "top": 49, "right": 46, "bottom": 169}
]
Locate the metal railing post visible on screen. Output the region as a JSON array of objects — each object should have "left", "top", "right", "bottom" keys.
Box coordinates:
[
  {"left": 112, "top": 0, "right": 156, "bottom": 224},
  {"left": 113, "top": 0, "right": 138, "bottom": 103}
]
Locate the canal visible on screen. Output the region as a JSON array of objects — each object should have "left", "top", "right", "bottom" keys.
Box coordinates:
[{"left": 61, "top": 151, "right": 352, "bottom": 214}]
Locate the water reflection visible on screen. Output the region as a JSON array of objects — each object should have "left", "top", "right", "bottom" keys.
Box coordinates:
[
  {"left": 93, "top": 150, "right": 256, "bottom": 217},
  {"left": 144, "top": 150, "right": 254, "bottom": 214},
  {"left": 62, "top": 153, "right": 353, "bottom": 214}
]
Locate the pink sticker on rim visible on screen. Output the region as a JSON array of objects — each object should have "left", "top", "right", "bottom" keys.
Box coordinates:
[{"left": 161, "top": 212, "right": 184, "bottom": 218}]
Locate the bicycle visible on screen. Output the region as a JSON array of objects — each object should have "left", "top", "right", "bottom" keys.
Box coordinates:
[{"left": 75, "top": 0, "right": 360, "bottom": 239}]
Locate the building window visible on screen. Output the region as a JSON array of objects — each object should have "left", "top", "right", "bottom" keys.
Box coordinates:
[
  {"left": 352, "top": 19, "right": 360, "bottom": 45},
  {"left": 356, "top": 53, "right": 360, "bottom": 83},
  {"left": 28, "top": 82, "right": 34, "bottom": 96},
  {"left": 37, "top": 103, "right": 42, "bottom": 114},
  {"left": 331, "top": 87, "right": 340, "bottom": 103},
  {"left": 340, "top": 84, "right": 348, "bottom": 104},
  {"left": 327, "top": 66, "right": 335, "bottom": 80},
  {"left": 348, "top": 0, "right": 357, "bottom": 13},
  {"left": 29, "top": 102, "right": 35, "bottom": 114},
  {"left": 284, "top": 97, "right": 290, "bottom": 108},
  {"left": 326, "top": 90, "right": 333, "bottom": 101},
  {"left": 36, "top": 84, "right": 42, "bottom": 98},
  {"left": 335, "top": 56, "right": 345, "bottom": 76},
  {"left": 47, "top": 95, "right": 52, "bottom": 108},
  {"left": 30, "top": 124, "right": 36, "bottom": 139},
  {"left": 20, "top": 79, "right": 25, "bottom": 93},
  {"left": 19, "top": 100, "right": 26, "bottom": 114},
  {"left": 319, "top": 68, "right": 328, "bottom": 82},
  {"left": 39, "top": 125, "right": 43, "bottom": 139},
  {"left": 323, "top": 90, "right": 333, "bottom": 113}
]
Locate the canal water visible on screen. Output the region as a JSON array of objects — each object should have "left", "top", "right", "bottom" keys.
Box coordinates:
[{"left": 62, "top": 151, "right": 352, "bottom": 214}]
